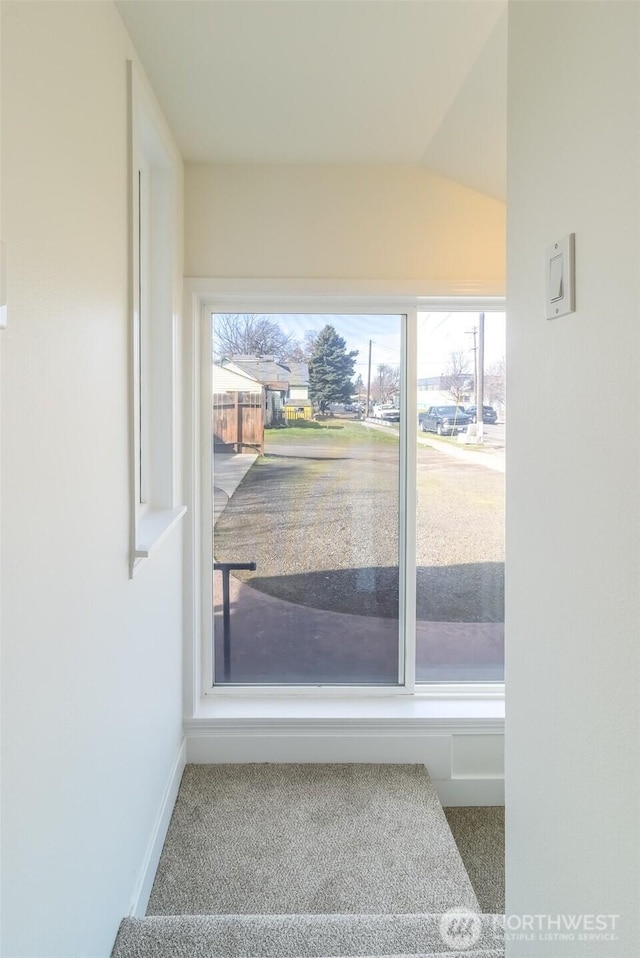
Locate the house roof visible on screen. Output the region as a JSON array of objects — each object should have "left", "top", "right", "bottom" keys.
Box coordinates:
[
  {"left": 225, "top": 356, "right": 309, "bottom": 389},
  {"left": 285, "top": 362, "right": 310, "bottom": 387}
]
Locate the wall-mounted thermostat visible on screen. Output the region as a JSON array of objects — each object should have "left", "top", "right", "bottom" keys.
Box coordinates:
[{"left": 545, "top": 233, "right": 575, "bottom": 320}]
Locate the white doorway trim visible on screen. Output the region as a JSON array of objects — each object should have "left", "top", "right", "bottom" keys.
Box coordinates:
[{"left": 182, "top": 279, "right": 506, "bottom": 721}]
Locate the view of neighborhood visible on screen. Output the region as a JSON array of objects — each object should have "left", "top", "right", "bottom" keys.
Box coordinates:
[{"left": 211, "top": 313, "right": 505, "bottom": 685}]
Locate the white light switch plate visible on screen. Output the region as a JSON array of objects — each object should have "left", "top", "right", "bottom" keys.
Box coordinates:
[
  {"left": 0, "top": 241, "right": 6, "bottom": 329},
  {"left": 545, "top": 233, "right": 575, "bottom": 320}
]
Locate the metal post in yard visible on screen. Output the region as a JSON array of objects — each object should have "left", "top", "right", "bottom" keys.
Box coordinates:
[
  {"left": 213, "top": 561, "right": 257, "bottom": 681},
  {"left": 229, "top": 390, "right": 237, "bottom": 453}
]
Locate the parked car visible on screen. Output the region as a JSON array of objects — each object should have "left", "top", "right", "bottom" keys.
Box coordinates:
[
  {"left": 418, "top": 405, "right": 471, "bottom": 436},
  {"left": 465, "top": 404, "right": 498, "bottom": 424},
  {"left": 372, "top": 403, "right": 400, "bottom": 422}
]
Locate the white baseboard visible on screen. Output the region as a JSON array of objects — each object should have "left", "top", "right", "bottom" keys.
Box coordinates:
[
  {"left": 186, "top": 730, "right": 453, "bottom": 776},
  {"left": 185, "top": 728, "right": 504, "bottom": 808},
  {"left": 130, "top": 738, "right": 187, "bottom": 917},
  {"left": 435, "top": 778, "right": 505, "bottom": 807}
]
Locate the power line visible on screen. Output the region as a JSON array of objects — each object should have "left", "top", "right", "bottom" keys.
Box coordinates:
[
  {"left": 369, "top": 339, "right": 401, "bottom": 354},
  {"left": 419, "top": 312, "right": 453, "bottom": 337}
]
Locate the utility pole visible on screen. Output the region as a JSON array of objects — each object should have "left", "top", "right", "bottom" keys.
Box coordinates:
[
  {"left": 466, "top": 322, "right": 485, "bottom": 443},
  {"left": 467, "top": 324, "right": 478, "bottom": 399},
  {"left": 477, "top": 312, "right": 485, "bottom": 441},
  {"left": 366, "top": 339, "right": 372, "bottom": 417}
]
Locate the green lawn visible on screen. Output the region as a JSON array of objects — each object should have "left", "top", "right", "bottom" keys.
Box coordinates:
[
  {"left": 265, "top": 418, "right": 491, "bottom": 455},
  {"left": 416, "top": 428, "right": 459, "bottom": 445},
  {"left": 416, "top": 429, "right": 502, "bottom": 461},
  {"left": 265, "top": 418, "right": 398, "bottom": 446}
]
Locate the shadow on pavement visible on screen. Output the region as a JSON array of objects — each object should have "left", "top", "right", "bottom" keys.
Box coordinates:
[
  {"left": 230, "top": 562, "right": 503, "bottom": 623},
  {"left": 212, "top": 566, "right": 504, "bottom": 685}
]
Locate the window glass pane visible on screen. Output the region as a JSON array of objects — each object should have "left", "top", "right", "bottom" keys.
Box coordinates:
[
  {"left": 212, "top": 313, "right": 403, "bottom": 685},
  {"left": 416, "top": 312, "right": 505, "bottom": 682}
]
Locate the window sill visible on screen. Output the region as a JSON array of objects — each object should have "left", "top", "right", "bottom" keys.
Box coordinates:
[
  {"left": 131, "top": 505, "right": 187, "bottom": 576},
  {"left": 186, "top": 689, "right": 504, "bottom": 735}
]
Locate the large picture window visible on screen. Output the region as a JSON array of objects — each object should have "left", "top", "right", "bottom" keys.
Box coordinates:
[{"left": 198, "top": 297, "right": 505, "bottom": 691}]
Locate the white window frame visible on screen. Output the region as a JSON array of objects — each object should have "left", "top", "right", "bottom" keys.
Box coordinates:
[
  {"left": 183, "top": 280, "right": 505, "bottom": 714},
  {"left": 128, "top": 62, "right": 185, "bottom": 577}
]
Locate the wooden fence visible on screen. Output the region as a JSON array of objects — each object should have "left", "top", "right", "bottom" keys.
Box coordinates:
[{"left": 212, "top": 391, "right": 264, "bottom": 454}]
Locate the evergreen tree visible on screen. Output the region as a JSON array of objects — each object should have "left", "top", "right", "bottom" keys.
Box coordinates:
[{"left": 308, "top": 325, "right": 358, "bottom": 413}]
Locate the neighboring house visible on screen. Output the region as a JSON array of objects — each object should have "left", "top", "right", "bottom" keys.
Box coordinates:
[
  {"left": 418, "top": 376, "right": 452, "bottom": 391},
  {"left": 418, "top": 379, "right": 503, "bottom": 417},
  {"left": 221, "top": 356, "right": 311, "bottom": 423},
  {"left": 419, "top": 375, "right": 474, "bottom": 404},
  {"left": 212, "top": 364, "right": 265, "bottom": 453},
  {"left": 417, "top": 389, "right": 458, "bottom": 410}
]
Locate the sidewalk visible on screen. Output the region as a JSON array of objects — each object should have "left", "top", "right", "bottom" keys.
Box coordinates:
[
  {"left": 417, "top": 435, "right": 505, "bottom": 473},
  {"left": 362, "top": 418, "right": 505, "bottom": 473},
  {"left": 213, "top": 452, "right": 258, "bottom": 524}
]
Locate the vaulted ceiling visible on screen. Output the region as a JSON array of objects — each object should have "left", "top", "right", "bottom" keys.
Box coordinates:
[{"left": 117, "top": 0, "right": 507, "bottom": 200}]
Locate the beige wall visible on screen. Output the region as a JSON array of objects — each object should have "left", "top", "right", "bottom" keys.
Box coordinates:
[
  {"left": 506, "top": 2, "right": 640, "bottom": 954},
  {"left": 186, "top": 164, "right": 505, "bottom": 285},
  {"left": 1, "top": 4, "right": 184, "bottom": 955}
]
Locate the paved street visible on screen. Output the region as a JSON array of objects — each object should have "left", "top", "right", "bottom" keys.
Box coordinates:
[{"left": 485, "top": 421, "right": 506, "bottom": 447}]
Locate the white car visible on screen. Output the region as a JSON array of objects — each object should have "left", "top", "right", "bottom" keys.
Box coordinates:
[{"left": 372, "top": 403, "right": 400, "bottom": 422}]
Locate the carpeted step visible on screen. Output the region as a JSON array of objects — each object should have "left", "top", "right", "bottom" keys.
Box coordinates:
[
  {"left": 147, "top": 764, "right": 479, "bottom": 915},
  {"left": 111, "top": 913, "right": 505, "bottom": 958}
]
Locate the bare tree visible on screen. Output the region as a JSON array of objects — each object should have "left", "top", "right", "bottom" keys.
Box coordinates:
[
  {"left": 285, "top": 343, "right": 307, "bottom": 363},
  {"left": 213, "top": 314, "right": 294, "bottom": 361},
  {"left": 371, "top": 364, "right": 400, "bottom": 404},
  {"left": 444, "top": 349, "right": 472, "bottom": 404},
  {"left": 284, "top": 329, "right": 319, "bottom": 363},
  {"left": 486, "top": 356, "right": 506, "bottom": 407},
  {"left": 303, "top": 329, "right": 319, "bottom": 358}
]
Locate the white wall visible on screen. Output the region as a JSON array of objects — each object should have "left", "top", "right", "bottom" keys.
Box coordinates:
[
  {"left": 506, "top": 3, "right": 640, "bottom": 955},
  {"left": 186, "top": 164, "right": 505, "bottom": 283},
  {"left": 1, "top": 4, "right": 184, "bottom": 956}
]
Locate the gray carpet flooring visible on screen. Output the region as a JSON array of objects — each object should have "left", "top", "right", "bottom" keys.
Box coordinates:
[
  {"left": 444, "top": 807, "right": 504, "bottom": 914},
  {"left": 147, "top": 764, "right": 479, "bottom": 916},
  {"left": 112, "top": 914, "right": 505, "bottom": 958}
]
